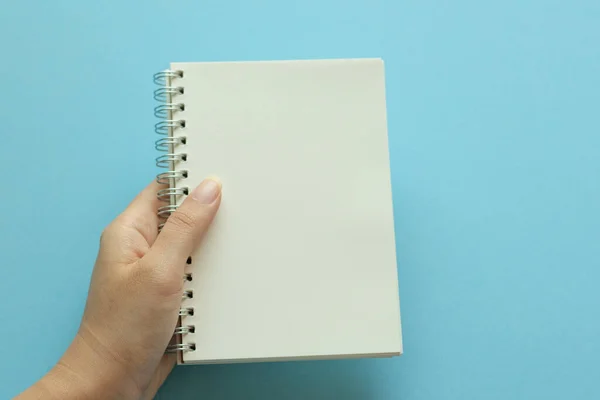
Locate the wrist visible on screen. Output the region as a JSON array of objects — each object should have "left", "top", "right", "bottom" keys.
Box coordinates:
[{"left": 36, "top": 333, "right": 142, "bottom": 400}]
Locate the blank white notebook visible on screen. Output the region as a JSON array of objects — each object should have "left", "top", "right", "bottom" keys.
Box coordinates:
[{"left": 153, "top": 58, "right": 402, "bottom": 364}]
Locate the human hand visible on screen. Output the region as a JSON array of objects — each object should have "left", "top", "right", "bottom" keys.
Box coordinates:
[{"left": 17, "top": 177, "right": 222, "bottom": 399}]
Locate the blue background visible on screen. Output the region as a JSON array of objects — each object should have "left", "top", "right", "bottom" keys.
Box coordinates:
[{"left": 1, "top": 0, "right": 599, "bottom": 398}]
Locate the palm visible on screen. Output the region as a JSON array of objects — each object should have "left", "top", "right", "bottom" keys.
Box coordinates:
[{"left": 83, "top": 182, "right": 181, "bottom": 398}]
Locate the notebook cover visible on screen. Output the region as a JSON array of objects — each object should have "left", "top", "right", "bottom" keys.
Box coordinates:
[{"left": 170, "top": 58, "right": 402, "bottom": 364}]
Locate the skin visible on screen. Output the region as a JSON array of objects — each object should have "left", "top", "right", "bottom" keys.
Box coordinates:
[{"left": 16, "top": 177, "right": 222, "bottom": 399}]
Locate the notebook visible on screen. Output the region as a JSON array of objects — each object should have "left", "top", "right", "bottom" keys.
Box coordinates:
[{"left": 153, "top": 58, "right": 402, "bottom": 364}]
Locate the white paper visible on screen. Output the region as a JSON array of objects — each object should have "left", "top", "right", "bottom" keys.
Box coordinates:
[{"left": 169, "top": 58, "right": 402, "bottom": 364}]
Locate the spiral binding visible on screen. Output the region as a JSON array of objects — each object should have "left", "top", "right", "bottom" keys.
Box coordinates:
[
  {"left": 154, "top": 69, "right": 195, "bottom": 354},
  {"left": 153, "top": 69, "right": 187, "bottom": 222}
]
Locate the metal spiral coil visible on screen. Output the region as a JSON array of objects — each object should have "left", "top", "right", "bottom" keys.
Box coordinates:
[
  {"left": 166, "top": 343, "right": 196, "bottom": 353},
  {"left": 174, "top": 325, "right": 195, "bottom": 335},
  {"left": 155, "top": 119, "right": 185, "bottom": 136},
  {"left": 157, "top": 204, "right": 179, "bottom": 218},
  {"left": 155, "top": 136, "right": 186, "bottom": 151},
  {"left": 155, "top": 103, "right": 185, "bottom": 118},
  {"left": 154, "top": 70, "right": 183, "bottom": 85},
  {"left": 154, "top": 86, "right": 184, "bottom": 102},
  {"left": 155, "top": 69, "right": 195, "bottom": 354},
  {"left": 157, "top": 187, "right": 189, "bottom": 202},
  {"left": 156, "top": 153, "right": 187, "bottom": 168},
  {"left": 179, "top": 307, "right": 195, "bottom": 316},
  {"left": 156, "top": 170, "right": 188, "bottom": 185}
]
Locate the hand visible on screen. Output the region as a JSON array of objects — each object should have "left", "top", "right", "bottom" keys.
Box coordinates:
[{"left": 17, "top": 177, "right": 222, "bottom": 399}]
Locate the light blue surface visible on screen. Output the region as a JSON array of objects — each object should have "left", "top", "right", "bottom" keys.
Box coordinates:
[{"left": 1, "top": 0, "right": 599, "bottom": 398}]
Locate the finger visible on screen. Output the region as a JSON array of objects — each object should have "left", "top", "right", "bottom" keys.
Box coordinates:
[
  {"left": 115, "top": 179, "right": 164, "bottom": 245},
  {"left": 145, "top": 177, "right": 222, "bottom": 269}
]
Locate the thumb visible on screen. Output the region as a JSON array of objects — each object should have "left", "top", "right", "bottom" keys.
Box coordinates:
[{"left": 146, "top": 177, "right": 222, "bottom": 270}]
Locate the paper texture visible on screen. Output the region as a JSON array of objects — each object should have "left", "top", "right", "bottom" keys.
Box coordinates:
[{"left": 169, "top": 58, "right": 402, "bottom": 364}]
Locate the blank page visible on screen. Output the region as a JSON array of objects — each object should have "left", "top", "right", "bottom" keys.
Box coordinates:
[{"left": 172, "top": 58, "right": 402, "bottom": 363}]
